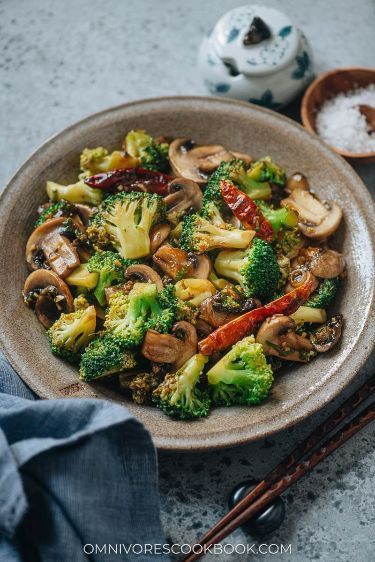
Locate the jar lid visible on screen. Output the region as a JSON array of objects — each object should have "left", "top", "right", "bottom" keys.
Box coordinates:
[{"left": 210, "top": 5, "right": 300, "bottom": 77}]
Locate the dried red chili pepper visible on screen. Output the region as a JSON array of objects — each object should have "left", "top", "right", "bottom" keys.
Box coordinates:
[
  {"left": 84, "top": 167, "right": 173, "bottom": 195},
  {"left": 198, "top": 273, "right": 318, "bottom": 355},
  {"left": 220, "top": 179, "right": 274, "bottom": 242}
]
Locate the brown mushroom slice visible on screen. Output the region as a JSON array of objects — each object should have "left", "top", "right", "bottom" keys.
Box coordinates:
[
  {"left": 152, "top": 244, "right": 211, "bottom": 280},
  {"left": 23, "top": 269, "right": 74, "bottom": 328},
  {"left": 285, "top": 172, "right": 310, "bottom": 194},
  {"left": 171, "top": 321, "right": 198, "bottom": 369},
  {"left": 169, "top": 139, "right": 234, "bottom": 185},
  {"left": 256, "top": 314, "right": 314, "bottom": 362},
  {"left": 310, "top": 249, "right": 345, "bottom": 279},
  {"left": 74, "top": 203, "right": 97, "bottom": 226},
  {"left": 141, "top": 330, "right": 181, "bottom": 364},
  {"left": 125, "top": 264, "right": 163, "bottom": 292},
  {"left": 26, "top": 217, "right": 81, "bottom": 278},
  {"left": 281, "top": 188, "right": 342, "bottom": 240},
  {"left": 149, "top": 223, "right": 171, "bottom": 254},
  {"left": 199, "top": 296, "right": 240, "bottom": 328},
  {"left": 311, "top": 314, "right": 343, "bottom": 352},
  {"left": 164, "top": 178, "right": 203, "bottom": 221}
]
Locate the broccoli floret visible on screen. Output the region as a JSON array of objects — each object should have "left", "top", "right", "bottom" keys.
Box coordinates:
[
  {"left": 247, "top": 157, "right": 286, "bottom": 186},
  {"left": 255, "top": 200, "right": 298, "bottom": 232},
  {"left": 87, "top": 251, "right": 135, "bottom": 306},
  {"left": 48, "top": 305, "right": 97, "bottom": 365},
  {"left": 153, "top": 353, "right": 211, "bottom": 420},
  {"left": 204, "top": 160, "right": 272, "bottom": 212},
  {"left": 119, "top": 372, "right": 160, "bottom": 404},
  {"left": 46, "top": 180, "right": 103, "bottom": 206},
  {"left": 207, "top": 335, "right": 274, "bottom": 406},
  {"left": 87, "top": 191, "right": 166, "bottom": 259},
  {"left": 306, "top": 278, "right": 340, "bottom": 309},
  {"left": 35, "top": 200, "right": 74, "bottom": 227},
  {"left": 124, "top": 129, "right": 170, "bottom": 172},
  {"left": 104, "top": 282, "right": 176, "bottom": 347},
  {"left": 79, "top": 146, "right": 137, "bottom": 175},
  {"left": 175, "top": 298, "right": 199, "bottom": 324},
  {"left": 273, "top": 228, "right": 304, "bottom": 258},
  {"left": 217, "top": 284, "right": 245, "bottom": 311},
  {"left": 214, "top": 238, "right": 280, "bottom": 300},
  {"left": 180, "top": 213, "right": 253, "bottom": 254},
  {"left": 79, "top": 334, "right": 137, "bottom": 381}
]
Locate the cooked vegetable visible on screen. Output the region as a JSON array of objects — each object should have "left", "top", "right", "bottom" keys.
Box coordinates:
[
  {"left": 207, "top": 335, "right": 274, "bottom": 405},
  {"left": 84, "top": 167, "right": 172, "bottom": 195},
  {"left": 255, "top": 200, "right": 298, "bottom": 233},
  {"left": 153, "top": 353, "right": 210, "bottom": 419},
  {"left": 256, "top": 315, "right": 316, "bottom": 362},
  {"left": 124, "top": 129, "right": 170, "bottom": 172},
  {"left": 87, "top": 251, "right": 131, "bottom": 306},
  {"left": 48, "top": 305, "right": 96, "bottom": 364},
  {"left": 119, "top": 372, "right": 160, "bottom": 404},
  {"left": 199, "top": 273, "right": 318, "bottom": 355},
  {"left": 220, "top": 180, "right": 274, "bottom": 242},
  {"left": 80, "top": 147, "right": 137, "bottom": 175},
  {"left": 46, "top": 180, "right": 103, "bottom": 206},
  {"left": 290, "top": 306, "right": 326, "bottom": 324},
  {"left": 214, "top": 238, "right": 280, "bottom": 300},
  {"left": 87, "top": 191, "right": 166, "bottom": 259},
  {"left": 79, "top": 334, "right": 137, "bottom": 381},
  {"left": 311, "top": 314, "right": 343, "bottom": 352},
  {"left": 306, "top": 278, "right": 339, "bottom": 309},
  {"left": 35, "top": 200, "right": 75, "bottom": 227},
  {"left": 66, "top": 264, "right": 99, "bottom": 290},
  {"left": 175, "top": 278, "right": 216, "bottom": 307},
  {"left": 180, "top": 213, "right": 254, "bottom": 254}
]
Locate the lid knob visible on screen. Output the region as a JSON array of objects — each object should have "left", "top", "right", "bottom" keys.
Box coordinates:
[{"left": 243, "top": 16, "right": 271, "bottom": 46}]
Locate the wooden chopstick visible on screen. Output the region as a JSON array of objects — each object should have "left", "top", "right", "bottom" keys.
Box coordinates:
[{"left": 183, "top": 379, "right": 374, "bottom": 562}]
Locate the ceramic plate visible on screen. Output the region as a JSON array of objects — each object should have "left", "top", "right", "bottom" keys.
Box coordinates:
[{"left": 0, "top": 97, "right": 374, "bottom": 450}]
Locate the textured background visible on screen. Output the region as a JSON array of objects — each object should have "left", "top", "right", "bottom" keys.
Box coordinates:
[{"left": 0, "top": 0, "right": 374, "bottom": 560}]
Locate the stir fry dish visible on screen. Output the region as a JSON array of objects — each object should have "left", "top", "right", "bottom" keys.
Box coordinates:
[{"left": 23, "top": 130, "right": 345, "bottom": 420}]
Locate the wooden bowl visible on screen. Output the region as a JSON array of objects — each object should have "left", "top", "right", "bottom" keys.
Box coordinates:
[
  {"left": 0, "top": 97, "right": 374, "bottom": 450},
  {"left": 301, "top": 67, "right": 375, "bottom": 164}
]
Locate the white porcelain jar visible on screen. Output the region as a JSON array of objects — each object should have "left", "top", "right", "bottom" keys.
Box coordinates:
[{"left": 198, "top": 5, "right": 314, "bottom": 108}]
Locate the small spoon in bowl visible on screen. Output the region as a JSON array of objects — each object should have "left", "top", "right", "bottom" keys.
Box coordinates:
[{"left": 358, "top": 104, "right": 375, "bottom": 133}]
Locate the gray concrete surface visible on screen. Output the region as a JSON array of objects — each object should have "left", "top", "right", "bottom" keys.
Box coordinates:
[{"left": 0, "top": 1, "right": 374, "bottom": 560}]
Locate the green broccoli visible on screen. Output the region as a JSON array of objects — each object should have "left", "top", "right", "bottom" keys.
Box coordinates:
[
  {"left": 306, "top": 278, "right": 340, "bottom": 309},
  {"left": 247, "top": 157, "right": 286, "bottom": 186},
  {"left": 48, "top": 305, "right": 97, "bottom": 365},
  {"left": 119, "top": 372, "right": 160, "bottom": 404},
  {"left": 35, "top": 200, "right": 75, "bottom": 227},
  {"left": 79, "top": 334, "right": 137, "bottom": 381},
  {"left": 180, "top": 213, "right": 253, "bottom": 254},
  {"left": 79, "top": 146, "right": 137, "bottom": 175},
  {"left": 87, "top": 191, "right": 166, "bottom": 259},
  {"left": 214, "top": 238, "right": 280, "bottom": 300},
  {"left": 124, "top": 129, "right": 170, "bottom": 172},
  {"left": 87, "top": 251, "right": 137, "bottom": 307},
  {"left": 273, "top": 228, "right": 304, "bottom": 258},
  {"left": 255, "top": 200, "right": 298, "bottom": 232},
  {"left": 153, "top": 353, "right": 211, "bottom": 420},
  {"left": 203, "top": 160, "right": 272, "bottom": 212},
  {"left": 207, "top": 335, "right": 274, "bottom": 406},
  {"left": 46, "top": 180, "right": 103, "bottom": 206},
  {"left": 104, "top": 282, "right": 176, "bottom": 348},
  {"left": 216, "top": 284, "right": 245, "bottom": 311}
]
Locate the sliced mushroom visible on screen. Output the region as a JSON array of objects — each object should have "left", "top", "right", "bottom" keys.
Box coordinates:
[
  {"left": 141, "top": 321, "right": 198, "bottom": 370},
  {"left": 149, "top": 223, "right": 171, "bottom": 254},
  {"left": 169, "top": 139, "right": 238, "bottom": 185},
  {"left": 256, "top": 315, "right": 314, "bottom": 362},
  {"left": 23, "top": 269, "right": 74, "bottom": 328},
  {"left": 74, "top": 203, "right": 97, "bottom": 226},
  {"left": 199, "top": 296, "right": 241, "bottom": 328},
  {"left": 285, "top": 172, "right": 310, "bottom": 194},
  {"left": 311, "top": 314, "right": 343, "bottom": 352},
  {"left": 196, "top": 319, "right": 214, "bottom": 339},
  {"left": 281, "top": 188, "right": 342, "bottom": 240},
  {"left": 26, "top": 217, "right": 81, "bottom": 278},
  {"left": 152, "top": 244, "right": 211, "bottom": 280},
  {"left": 141, "top": 330, "right": 182, "bottom": 364},
  {"left": 125, "top": 264, "right": 163, "bottom": 292},
  {"left": 164, "top": 178, "right": 203, "bottom": 222},
  {"left": 171, "top": 321, "right": 198, "bottom": 369},
  {"left": 310, "top": 249, "right": 345, "bottom": 279}
]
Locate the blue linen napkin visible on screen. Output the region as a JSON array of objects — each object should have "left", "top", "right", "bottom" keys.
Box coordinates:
[{"left": 0, "top": 354, "right": 168, "bottom": 561}]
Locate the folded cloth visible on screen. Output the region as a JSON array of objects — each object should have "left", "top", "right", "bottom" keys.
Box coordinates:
[{"left": 0, "top": 354, "right": 168, "bottom": 561}]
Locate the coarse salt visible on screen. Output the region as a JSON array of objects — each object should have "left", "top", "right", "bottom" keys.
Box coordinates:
[{"left": 315, "top": 84, "right": 375, "bottom": 154}]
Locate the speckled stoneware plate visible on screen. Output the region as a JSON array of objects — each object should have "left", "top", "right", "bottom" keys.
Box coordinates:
[{"left": 0, "top": 97, "right": 374, "bottom": 451}]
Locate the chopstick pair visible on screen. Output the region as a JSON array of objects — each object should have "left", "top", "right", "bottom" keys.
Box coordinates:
[{"left": 183, "top": 378, "right": 374, "bottom": 562}]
